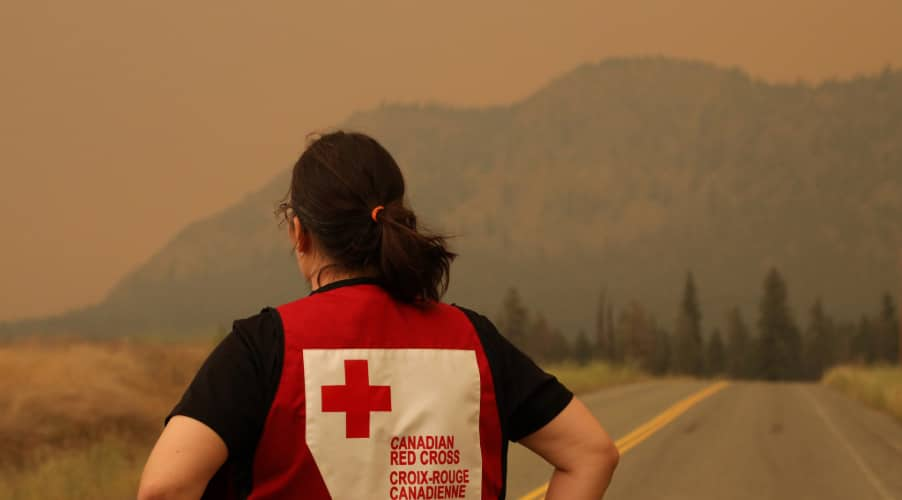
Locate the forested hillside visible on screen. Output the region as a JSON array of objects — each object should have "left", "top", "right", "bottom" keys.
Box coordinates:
[{"left": 5, "top": 57, "right": 901, "bottom": 338}]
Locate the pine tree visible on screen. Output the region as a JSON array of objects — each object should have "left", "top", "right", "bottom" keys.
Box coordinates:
[
  {"left": 851, "top": 315, "right": 877, "bottom": 363},
  {"left": 574, "top": 329, "right": 592, "bottom": 366},
  {"left": 877, "top": 293, "right": 900, "bottom": 364},
  {"left": 757, "top": 268, "right": 803, "bottom": 380},
  {"left": 706, "top": 329, "right": 726, "bottom": 376},
  {"left": 618, "top": 301, "right": 656, "bottom": 371},
  {"left": 606, "top": 303, "right": 620, "bottom": 363},
  {"left": 548, "top": 327, "right": 571, "bottom": 363},
  {"left": 725, "top": 307, "right": 752, "bottom": 379},
  {"left": 673, "top": 272, "right": 704, "bottom": 375},
  {"left": 498, "top": 287, "right": 529, "bottom": 350},
  {"left": 802, "top": 299, "right": 835, "bottom": 379},
  {"left": 832, "top": 320, "right": 857, "bottom": 365},
  {"left": 594, "top": 289, "right": 611, "bottom": 360},
  {"left": 650, "top": 328, "right": 672, "bottom": 375},
  {"left": 528, "top": 313, "right": 553, "bottom": 361}
]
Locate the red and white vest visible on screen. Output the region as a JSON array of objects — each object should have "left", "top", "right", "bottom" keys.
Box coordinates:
[{"left": 248, "top": 283, "right": 504, "bottom": 499}]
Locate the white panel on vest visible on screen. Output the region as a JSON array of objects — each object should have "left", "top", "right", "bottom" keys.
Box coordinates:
[{"left": 303, "top": 348, "right": 483, "bottom": 500}]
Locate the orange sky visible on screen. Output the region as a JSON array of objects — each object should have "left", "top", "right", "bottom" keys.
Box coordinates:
[{"left": 2, "top": 0, "right": 901, "bottom": 321}]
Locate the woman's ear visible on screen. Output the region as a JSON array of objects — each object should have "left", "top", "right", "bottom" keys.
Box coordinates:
[{"left": 291, "top": 216, "right": 307, "bottom": 254}]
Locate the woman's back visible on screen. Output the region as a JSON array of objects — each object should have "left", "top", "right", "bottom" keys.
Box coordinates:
[{"left": 139, "top": 131, "right": 618, "bottom": 500}]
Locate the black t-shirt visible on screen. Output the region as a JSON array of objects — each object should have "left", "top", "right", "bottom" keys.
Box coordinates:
[{"left": 168, "top": 281, "right": 573, "bottom": 497}]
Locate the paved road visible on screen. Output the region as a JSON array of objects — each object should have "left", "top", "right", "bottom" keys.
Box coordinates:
[{"left": 507, "top": 380, "right": 902, "bottom": 499}]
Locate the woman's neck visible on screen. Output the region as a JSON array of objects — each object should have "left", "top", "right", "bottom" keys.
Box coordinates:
[{"left": 310, "top": 267, "right": 378, "bottom": 291}]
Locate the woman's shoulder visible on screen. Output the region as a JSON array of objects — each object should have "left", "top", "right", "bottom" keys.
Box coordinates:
[
  {"left": 447, "top": 303, "right": 505, "bottom": 342},
  {"left": 233, "top": 306, "right": 281, "bottom": 327},
  {"left": 228, "top": 306, "right": 284, "bottom": 352}
]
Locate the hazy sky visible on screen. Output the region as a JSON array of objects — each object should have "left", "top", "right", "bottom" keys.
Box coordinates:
[{"left": 2, "top": 0, "right": 901, "bottom": 321}]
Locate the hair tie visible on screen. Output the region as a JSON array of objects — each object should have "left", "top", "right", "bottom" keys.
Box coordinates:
[{"left": 370, "top": 205, "right": 385, "bottom": 222}]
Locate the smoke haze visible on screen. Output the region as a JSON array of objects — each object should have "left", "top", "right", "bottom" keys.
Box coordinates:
[{"left": 2, "top": 0, "right": 901, "bottom": 320}]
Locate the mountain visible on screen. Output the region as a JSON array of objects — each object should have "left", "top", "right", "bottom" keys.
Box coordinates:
[{"left": 5, "top": 57, "right": 902, "bottom": 338}]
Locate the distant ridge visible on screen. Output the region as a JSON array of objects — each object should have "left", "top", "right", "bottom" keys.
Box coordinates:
[{"left": 6, "top": 57, "right": 901, "bottom": 338}]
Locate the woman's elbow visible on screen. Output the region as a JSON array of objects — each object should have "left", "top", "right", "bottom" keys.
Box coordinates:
[
  {"left": 136, "top": 480, "right": 193, "bottom": 500},
  {"left": 604, "top": 438, "right": 620, "bottom": 470},
  {"left": 136, "top": 482, "right": 168, "bottom": 500},
  {"left": 588, "top": 434, "right": 620, "bottom": 472}
]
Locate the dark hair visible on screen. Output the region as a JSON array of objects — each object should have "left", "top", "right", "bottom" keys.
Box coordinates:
[{"left": 276, "top": 131, "right": 456, "bottom": 305}]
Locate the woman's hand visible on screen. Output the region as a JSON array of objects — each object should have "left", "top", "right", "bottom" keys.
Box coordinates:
[
  {"left": 138, "top": 416, "right": 228, "bottom": 500},
  {"left": 519, "top": 397, "right": 620, "bottom": 499}
]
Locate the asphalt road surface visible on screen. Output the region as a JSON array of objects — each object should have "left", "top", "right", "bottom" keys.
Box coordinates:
[{"left": 507, "top": 380, "right": 902, "bottom": 500}]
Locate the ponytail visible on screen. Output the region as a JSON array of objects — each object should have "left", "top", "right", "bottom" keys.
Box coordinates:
[{"left": 376, "top": 201, "right": 456, "bottom": 304}]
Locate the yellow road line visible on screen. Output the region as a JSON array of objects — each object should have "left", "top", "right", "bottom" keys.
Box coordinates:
[{"left": 519, "top": 381, "right": 730, "bottom": 500}]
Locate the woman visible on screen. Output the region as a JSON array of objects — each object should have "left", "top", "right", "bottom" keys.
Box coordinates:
[{"left": 139, "top": 131, "right": 619, "bottom": 499}]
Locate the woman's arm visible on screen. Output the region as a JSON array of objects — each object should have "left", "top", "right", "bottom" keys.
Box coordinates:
[
  {"left": 137, "top": 416, "right": 228, "bottom": 500},
  {"left": 518, "top": 397, "right": 620, "bottom": 499}
]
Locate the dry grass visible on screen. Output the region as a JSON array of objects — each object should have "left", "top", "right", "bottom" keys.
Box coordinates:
[
  {"left": 545, "top": 361, "right": 647, "bottom": 395},
  {"left": 0, "top": 338, "right": 211, "bottom": 499},
  {"left": 822, "top": 364, "right": 902, "bottom": 421},
  {"left": 0, "top": 434, "right": 147, "bottom": 500}
]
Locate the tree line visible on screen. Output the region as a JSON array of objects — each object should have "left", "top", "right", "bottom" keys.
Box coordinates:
[{"left": 496, "top": 268, "right": 900, "bottom": 380}]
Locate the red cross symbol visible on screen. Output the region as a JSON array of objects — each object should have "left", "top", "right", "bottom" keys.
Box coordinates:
[{"left": 321, "top": 359, "right": 392, "bottom": 439}]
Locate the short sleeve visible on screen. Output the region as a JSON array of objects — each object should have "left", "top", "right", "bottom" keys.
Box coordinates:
[
  {"left": 166, "top": 307, "right": 284, "bottom": 458},
  {"left": 455, "top": 306, "right": 574, "bottom": 442}
]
